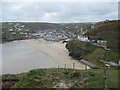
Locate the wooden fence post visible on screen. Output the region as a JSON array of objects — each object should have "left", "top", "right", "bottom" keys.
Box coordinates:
[
  {"left": 73, "top": 63, "right": 75, "bottom": 69},
  {"left": 85, "top": 64, "right": 87, "bottom": 70},
  {"left": 64, "top": 64, "right": 66, "bottom": 69}
]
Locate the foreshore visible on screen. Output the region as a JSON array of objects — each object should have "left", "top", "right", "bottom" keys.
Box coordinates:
[{"left": 2, "top": 39, "right": 89, "bottom": 74}]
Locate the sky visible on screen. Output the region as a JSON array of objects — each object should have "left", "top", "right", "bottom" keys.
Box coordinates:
[{"left": 1, "top": 1, "right": 119, "bottom": 23}]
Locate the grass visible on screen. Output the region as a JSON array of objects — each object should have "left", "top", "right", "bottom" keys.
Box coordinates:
[
  {"left": 2, "top": 73, "right": 27, "bottom": 88},
  {"left": 85, "top": 20, "right": 119, "bottom": 51},
  {"left": 86, "top": 69, "right": 118, "bottom": 88},
  {"left": 106, "top": 51, "right": 120, "bottom": 61},
  {"left": 84, "top": 48, "right": 105, "bottom": 66},
  {"left": 84, "top": 20, "right": 120, "bottom": 63},
  {"left": 66, "top": 40, "right": 107, "bottom": 66},
  {"left": 66, "top": 40, "right": 119, "bottom": 66},
  {"left": 107, "top": 70, "right": 118, "bottom": 88},
  {"left": 14, "top": 68, "right": 90, "bottom": 88},
  {"left": 2, "top": 68, "right": 118, "bottom": 88}
]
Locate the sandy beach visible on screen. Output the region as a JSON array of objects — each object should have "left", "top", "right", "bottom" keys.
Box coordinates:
[
  {"left": 23, "top": 39, "right": 87, "bottom": 68},
  {"left": 2, "top": 39, "right": 89, "bottom": 74}
]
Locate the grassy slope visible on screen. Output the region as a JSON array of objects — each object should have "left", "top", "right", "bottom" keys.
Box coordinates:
[
  {"left": 85, "top": 20, "right": 120, "bottom": 61},
  {"left": 77, "top": 42, "right": 106, "bottom": 66},
  {"left": 86, "top": 21, "right": 118, "bottom": 45},
  {"left": 2, "top": 68, "right": 118, "bottom": 88},
  {"left": 66, "top": 40, "right": 106, "bottom": 66},
  {"left": 84, "top": 48, "right": 105, "bottom": 66},
  {"left": 1, "top": 73, "right": 27, "bottom": 88},
  {"left": 85, "top": 20, "right": 119, "bottom": 51},
  {"left": 14, "top": 69, "right": 90, "bottom": 88},
  {"left": 86, "top": 69, "right": 118, "bottom": 88}
]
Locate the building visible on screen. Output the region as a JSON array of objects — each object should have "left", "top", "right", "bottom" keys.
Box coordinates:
[
  {"left": 114, "top": 60, "right": 120, "bottom": 66},
  {"left": 97, "top": 40, "right": 107, "bottom": 46},
  {"left": 9, "top": 29, "right": 13, "bottom": 31},
  {"left": 106, "top": 61, "right": 118, "bottom": 67},
  {"left": 78, "top": 35, "right": 89, "bottom": 42},
  {"left": 91, "top": 24, "right": 95, "bottom": 29}
]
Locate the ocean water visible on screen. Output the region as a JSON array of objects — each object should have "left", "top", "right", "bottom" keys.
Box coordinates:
[{"left": 2, "top": 41, "right": 59, "bottom": 74}]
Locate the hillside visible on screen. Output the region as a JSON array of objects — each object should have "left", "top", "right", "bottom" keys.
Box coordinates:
[
  {"left": 2, "top": 68, "right": 118, "bottom": 88},
  {"left": 2, "top": 22, "right": 92, "bottom": 42},
  {"left": 2, "top": 22, "right": 92, "bottom": 32},
  {"left": 85, "top": 20, "right": 119, "bottom": 51},
  {"left": 66, "top": 40, "right": 106, "bottom": 66},
  {"left": 21, "top": 22, "right": 63, "bottom": 31},
  {"left": 62, "top": 23, "right": 92, "bottom": 34},
  {"left": 66, "top": 40, "right": 119, "bottom": 66}
]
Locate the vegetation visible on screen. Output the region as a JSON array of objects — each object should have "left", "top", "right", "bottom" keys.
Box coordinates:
[
  {"left": 1, "top": 73, "right": 26, "bottom": 88},
  {"left": 86, "top": 69, "right": 118, "bottom": 88},
  {"left": 63, "top": 23, "right": 92, "bottom": 34},
  {"left": 22, "top": 22, "right": 63, "bottom": 31},
  {"left": 85, "top": 20, "right": 119, "bottom": 52},
  {"left": 2, "top": 68, "right": 118, "bottom": 88},
  {"left": 66, "top": 40, "right": 119, "bottom": 66},
  {"left": 65, "top": 20, "right": 119, "bottom": 66},
  {"left": 66, "top": 40, "right": 106, "bottom": 66},
  {"left": 2, "top": 22, "right": 34, "bottom": 42}
]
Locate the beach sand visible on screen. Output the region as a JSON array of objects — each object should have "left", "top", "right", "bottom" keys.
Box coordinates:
[
  {"left": 22, "top": 39, "right": 88, "bottom": 69},
  {"left": 2, "top": 39, "right": 89, "bottom": 74}
]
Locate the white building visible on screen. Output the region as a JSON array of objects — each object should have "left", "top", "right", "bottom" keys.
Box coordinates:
[
  {"left": 9, "top": 29, "right": 13, "bottom": 31},
  {"left": 97, "top": 40, "right": 107, "bottom": 46},
  {"left": 78, "top": 35, "right": 89, "bottom": 42},
  {"left": 91, "top": 25, "right": 95, "bottom": 29},
  {"left": 75, "top": 25, "right": 78, "bottom": 28},
  {"left": 11, "top": 32, "right": 16, "bottom": 34},
  {"left": 25, "top": 29, "right": 29, "bottom": 31}
]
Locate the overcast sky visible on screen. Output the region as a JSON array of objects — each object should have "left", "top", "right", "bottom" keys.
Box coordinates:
[{"left": 1, "top": 2, "right": 118, "bottom": 23}]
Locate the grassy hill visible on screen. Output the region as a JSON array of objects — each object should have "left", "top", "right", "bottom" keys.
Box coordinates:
[
  {"left": 66, "top": 40, "right": 119, "bottom": 66},
  {"left": 66, "top": 40, "right": 106, "bottom": 66},
  {"left": 2, "top": 68, "right": 118, "bottom": 88},
  {"left": 21, "top": 22, "right": 63, "bottom": 31},
  {"left": 85, "top": 20, "right": 119, "bottom": 52}
]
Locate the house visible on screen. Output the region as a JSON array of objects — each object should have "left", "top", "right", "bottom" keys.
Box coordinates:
[
  {"left": 91, "top": 24, "right": 95, "bottom": 29},
  {"left": 21, "top": 25, "right": 25, "bottom": 28},
  {"left": 89, "top": 40, "right": 96, "bottom": 43},
  {"left": 75, "top": 25, "right": 78, "bottom": 28},
  {"left": 62, "top": 39, "right": 70, "bottom": 43},
  {"left": 78, "top": 35, "right": 89, "bottom": 42},
  {"left": 97, "top": 40, "right": 107, "bottom": 46},
  {"left": 17, "top": 28, "right": 22, "bottom": 31},
  {"left": 89, "top": 38, "right": 97, "bottom": 43},
  {"left": 11, "top": 32, "right": 16, "bottom": 34},
  {"left": 82, "top": 29, "right": 88, "bottom": 34},
  {"left": 25, "top": 29, "right": 29, "bottom": 31},
  {"left": 114, "top": 60, "right": 120, "bottom": 66},
  {"left": 19, "top": 32, "right": 28, "bottom": 35},
  {"left": 106, "top": 62, "right": 118, "bottom": 67},
  {"left": 9, "top": 29, "right": 13, "bottom": 31}
]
